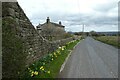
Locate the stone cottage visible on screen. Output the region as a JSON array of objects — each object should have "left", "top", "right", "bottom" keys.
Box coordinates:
[{"left": 36, "top": 17, "right": 66, "bottom": 41}]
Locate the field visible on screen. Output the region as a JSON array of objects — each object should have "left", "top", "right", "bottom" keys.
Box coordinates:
[{"left": 94, "top": 36, "right": 120, "bottom": 48}]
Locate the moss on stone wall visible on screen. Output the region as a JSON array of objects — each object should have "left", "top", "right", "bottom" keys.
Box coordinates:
[{"left": 2, "top": 17, "right": 27, "bottom": 78}]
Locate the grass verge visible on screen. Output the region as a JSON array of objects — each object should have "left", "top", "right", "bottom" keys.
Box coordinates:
[
  {"left": 94, "top": 36, "right": 120, "bottom": 48},
  {"left": 22, "top": 39, "right": 80, "bottom": 78}
]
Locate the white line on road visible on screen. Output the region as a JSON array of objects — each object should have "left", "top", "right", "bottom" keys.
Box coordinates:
[{"left": 59, "top": 51, "right": 72, "bottom": 73}]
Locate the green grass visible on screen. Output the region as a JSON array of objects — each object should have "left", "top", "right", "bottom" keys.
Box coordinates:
[
  {"left": 44, "top": 40, "right": 79, "bottom": 78},
  {"left": 22, "top": 40, "right": 80, "bottom": 78},
  {"left": 94, "top": 36, "right": 120, "bottom": 48}
]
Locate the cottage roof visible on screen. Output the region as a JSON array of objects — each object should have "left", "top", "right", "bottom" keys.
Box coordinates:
[
  {"left": 37, "top": 17, "right": 65, "bottom": 28},
  {"left": 40, "top": 22, "right": 65, "bottom": 28},
  {"left": 51, "top": 22, "right": 65, "bottom": 28}
]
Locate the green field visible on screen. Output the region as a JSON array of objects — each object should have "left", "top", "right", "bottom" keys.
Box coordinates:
[{"left": 94, "top": 36, "right": 120, "bottom": 48}]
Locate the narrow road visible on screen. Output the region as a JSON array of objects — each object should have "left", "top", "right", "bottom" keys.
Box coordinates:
[{"left": 59, "top": 37, "right": 118, "bottom": 78}]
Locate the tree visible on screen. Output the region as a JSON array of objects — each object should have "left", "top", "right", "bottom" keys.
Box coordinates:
[{"left": 90, "top": 31, "right": 99, "bottom": 37}]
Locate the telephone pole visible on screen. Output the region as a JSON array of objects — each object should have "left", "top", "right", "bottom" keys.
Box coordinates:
[
  {"left": 82, "top": 24, "right": 84, "bottom": 39},
  {"left": 82, "top": 24, "right": 84, "bottom": 33}
]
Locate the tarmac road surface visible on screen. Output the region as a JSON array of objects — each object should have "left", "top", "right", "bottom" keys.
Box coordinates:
[{"left": 59, "top": 37, "right": 118, "bottom": 78}]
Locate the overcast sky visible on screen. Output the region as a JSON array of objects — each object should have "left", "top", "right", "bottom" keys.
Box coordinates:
[{"left": 17, "top": 0, "right": 119, "bottom": 32}]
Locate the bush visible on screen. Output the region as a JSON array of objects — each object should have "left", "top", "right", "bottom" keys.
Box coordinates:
[{"left": 63, "top": 33, "right": 73, "bottom": 38}]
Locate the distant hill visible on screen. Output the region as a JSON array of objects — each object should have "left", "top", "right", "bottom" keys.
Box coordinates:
[
  {"left": 68, "top": 31, "right": 120, "bottom": 36},
  {"left": 96, "top": 31, "right": 120, "bottom": 36}
]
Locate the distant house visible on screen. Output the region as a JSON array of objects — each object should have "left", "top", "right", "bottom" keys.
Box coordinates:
[{"left": 36, "top": 17, "right": 66, "bottom": 41}]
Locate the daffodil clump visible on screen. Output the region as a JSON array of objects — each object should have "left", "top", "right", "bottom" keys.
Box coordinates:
[
  {"left": 24, "top": 40, "right": 79, "bottom": 78},
  {"left": 27, "top": 65, "right": 51, "bottom": 77}
]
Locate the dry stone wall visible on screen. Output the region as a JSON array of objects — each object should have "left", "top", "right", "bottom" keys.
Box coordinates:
[{"left": 2, "top": 2, "right": 74, "bottom": 78}]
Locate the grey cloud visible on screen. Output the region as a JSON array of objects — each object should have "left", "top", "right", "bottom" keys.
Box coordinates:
[
  {"left": 93, "top": 1, "right": 118, "bottom": 12},
  {"left": 65, "top": 12, "right": 117, "bottom": 26}
]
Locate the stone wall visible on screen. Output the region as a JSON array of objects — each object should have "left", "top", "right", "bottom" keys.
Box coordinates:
[{"left": 2, "top": 2, "right": 75, "bottom": 78}]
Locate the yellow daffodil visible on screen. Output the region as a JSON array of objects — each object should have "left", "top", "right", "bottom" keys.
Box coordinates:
[
  {"left": 40, "top": 66, "right": 44, "bottom": 70},
  {"left": 62, "top": 48, "right": 64, "bottom": 51},
  {"left": 31, "top": 71, "right": 34, "bottom": 76},
  {"left": 59, "top": 47, "right": 61, "bottom": 49},
  {"left": 42, "top": 68, "right": 44, "bottom": 71},
  {"left": 28, "top": 67, "right": 30, "bottom": 70},
  {"left": 31, "top": 71, "right": 34, "bottom": 74},
  {"left": 52, "top": 58, "right": 53, "bottom": 61},
  {"left": 54, "top": 52, "right": 56, "bottom": 55},
  {"left": 31, "top": 73, "right": 34, "bottom": 77},
  {"left": 57, "top": 50, "right": 60, "bottom": 53},
  {"left": 54, "top": 52, "right": 57, "bottom": 56},
  {"left": 34, "top": 71, "right": 38, "bottom": 75},
  {"left": 47, "top": 71, "right": 50, "bottom": 74}
]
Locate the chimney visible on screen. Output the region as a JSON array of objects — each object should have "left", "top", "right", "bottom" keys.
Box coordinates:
[
  {"left": 46, "top": 17, "right": 50, "bottom": 23},
  {"left": 59, "top": 21, "right": 61, "bottom": 25}
]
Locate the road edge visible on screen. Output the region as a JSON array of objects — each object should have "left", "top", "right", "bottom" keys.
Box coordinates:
[{"left": 59, "top": 40, "right": 82, "bottom": 73}]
